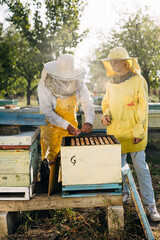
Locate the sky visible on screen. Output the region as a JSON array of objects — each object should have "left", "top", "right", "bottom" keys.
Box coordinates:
[
  {"left": 0, "top": 0, "right": 160, "bottom": 69},
  {"left": 74, "top": 0, "right": 160, "bottom": 66}
]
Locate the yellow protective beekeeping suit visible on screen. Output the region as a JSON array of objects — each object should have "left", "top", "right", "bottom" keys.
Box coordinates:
[
  {"left": 102, "top": 74, "right": 148, "bottom": 154},
  {"left": 40, "top": 95, "right": 78, "bottom": 195}
]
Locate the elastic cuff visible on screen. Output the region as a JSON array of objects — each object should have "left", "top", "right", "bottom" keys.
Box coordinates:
[{"left": 62, "top": 121, "right": 69, "bottom": 130}]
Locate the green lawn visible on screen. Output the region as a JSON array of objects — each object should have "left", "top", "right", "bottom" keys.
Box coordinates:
[{"left": 17, "top": 96, "right": 38, "bottom": 107}]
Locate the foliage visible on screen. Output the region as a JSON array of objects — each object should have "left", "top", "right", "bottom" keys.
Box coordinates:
[
  {"left": 0, "top": 26, "right": 42, "bottom": 99},
  {"left": 0, "top": 0, "right": 88, "bottom": 104},
  {"left": 44, "top": 0, "right": 88, "bottom": 58},
  {"left": 0, "top": 27, "right": 25, "bottom": 97},
  {"left": 89, "top": 8, "right": 160, "bottom": 98}
]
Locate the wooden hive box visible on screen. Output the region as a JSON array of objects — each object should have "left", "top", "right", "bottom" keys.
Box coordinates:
[
  {"left": 0, "top": 128, "right": 40, "bottom": 200},
  {"left": 61, "top": 133, "right": 122, "bottom": 197}
]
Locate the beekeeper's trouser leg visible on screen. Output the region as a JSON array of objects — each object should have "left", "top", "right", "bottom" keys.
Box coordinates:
[{"left": 122, "top": 151, "right": 155, "bottom": 204}]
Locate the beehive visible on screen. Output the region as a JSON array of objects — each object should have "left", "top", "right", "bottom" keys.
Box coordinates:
[
  {"left": 61, "top": 134, "right": 122, "bottom": 197},
  {"left": 0, "top": 128, "right": 40, "bottom": 200}
]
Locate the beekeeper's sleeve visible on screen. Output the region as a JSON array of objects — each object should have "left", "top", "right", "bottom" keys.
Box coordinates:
[{"left": 38, "top": 81, "right": 69, "bottom": 129}]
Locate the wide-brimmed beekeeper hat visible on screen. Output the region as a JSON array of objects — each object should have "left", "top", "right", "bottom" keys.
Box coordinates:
[
  {"left": 44, "top": 54, "right": 86, "bottom": 81},
  {"left": 101, "top": 47, "right": 141, "bottom": 76}
]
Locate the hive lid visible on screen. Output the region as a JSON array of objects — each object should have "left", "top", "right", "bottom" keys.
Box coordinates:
[{"left": 0, "top": 127, "right": 40, "bottom": 146}]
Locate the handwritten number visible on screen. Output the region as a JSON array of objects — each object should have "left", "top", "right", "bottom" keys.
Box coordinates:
[{"left": 71, "top": 155, "right": 76, "bottom": 166}]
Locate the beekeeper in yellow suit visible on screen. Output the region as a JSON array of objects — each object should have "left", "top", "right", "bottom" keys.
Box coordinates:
[
  {"left": 38, "top": 54, "right": 95, "bottom": 195},
  {"left": 101, "top": 47, "right": 160, "bottom": 222}
]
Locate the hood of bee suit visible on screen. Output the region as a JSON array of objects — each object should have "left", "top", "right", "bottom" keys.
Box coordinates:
[
  {"left": 41, "top": 54, "right": 86, "bottom": 98},
  {"left": 44, "top": 53, "right": 86, "bottom": 81},
  {"left": 101, "top": 47, "right": 141, "bottom": 77}
]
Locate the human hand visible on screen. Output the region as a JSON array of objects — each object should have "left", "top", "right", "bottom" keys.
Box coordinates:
[
  {"left": 81, "top": 122, "right": 93, "bottom": 134},
  {"left": 67, "top": 124, "right": 79, "bottom": 136},
  {"left": 133, "top": 138, "right": 142, "bottom": 144},
  {"left": 102, "top": 115, "right": 111, "bottom": 126}
]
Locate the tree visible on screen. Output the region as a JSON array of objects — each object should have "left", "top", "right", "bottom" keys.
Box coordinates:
[
  {"left": 0, "top": 25, "right": 42, "bottom": 101},
  {"left": 89, "top": 8, "right": 160, "bottom": 100},
  {"left": 1, "top": 0, "right": 88, "bottom": 104}
]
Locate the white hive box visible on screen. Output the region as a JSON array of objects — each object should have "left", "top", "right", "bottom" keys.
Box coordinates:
[
  {"left": 0, "top": 128, "right": 40, "bottom": 200},
  {"left": 61, "top": 134, "right": 122, "bottom": 197}
]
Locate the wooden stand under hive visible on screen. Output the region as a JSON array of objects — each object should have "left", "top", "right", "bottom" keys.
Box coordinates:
[{"left": 61, "top": 133, "right": 122, "bottom": 197}]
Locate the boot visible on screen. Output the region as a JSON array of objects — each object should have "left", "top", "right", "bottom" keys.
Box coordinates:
[
  {"left": 146, "top": 203, "right": 160, "bottom": 221},
  {"left": 40, "top": 158, "right": 50, "bottom": 183}
]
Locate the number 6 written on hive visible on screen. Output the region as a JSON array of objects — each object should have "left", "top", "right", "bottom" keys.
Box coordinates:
[{"left": 70, "top": 155, "right": 76, "bottom": 166}]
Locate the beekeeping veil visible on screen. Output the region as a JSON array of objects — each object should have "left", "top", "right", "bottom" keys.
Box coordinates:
[
  {"left": 101, "top": 47, "right": 141, "bottom": 78},
  {"left": 42, "top": 54, "right": 86, "bottom": 98}
]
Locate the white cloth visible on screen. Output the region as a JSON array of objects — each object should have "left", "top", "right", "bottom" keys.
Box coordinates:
[
  {"left": 44, "top": 73, "right": 84, "bottom": 99},
  {"left": 38, "top": 80, "right": 95, "bottom": 129}
]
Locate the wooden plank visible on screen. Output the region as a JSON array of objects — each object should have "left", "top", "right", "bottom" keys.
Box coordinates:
[
  {"left": 5, "top": 105, "right": 17, "bottom": 109},
  {"left": 107, "top": 136, "right": 114, "bottom": 144},
  {"left": 98, "top": 137, "right": 105, "bottom": 145},
  {"left": 0, "top": 128, "right": 40, "bottom": 146},
  {"left": 84, "top": 137, "right": 90, "bottom": 145},
  {"left": 0, "top": 193, "right": 123, "bottom": 212},
  {"left": 71, "top": 138, "right": 75, "bottom": 146},
  {"left": 89, "top": 137, "right": 95, "bottom": 145},
  {"left": 0, "top": 150, "right": 30, "bottom": 173},
  {"left": 102, "top": 137, "right": 110, "bottom": 144},
  {"left": 75, "top": 138, "right": 80, "bottom": 146},
  {"left": 0, "top": 107, "right": 40, "bottom": 113},
  {"left": 0, "top": 145, "right": 30, "bottom": 150},
  {"left": 122, "top": 164, "right": 154, "bottom": 240},
  {"left": 93, "top": 137, "right": 100, "bottom": 145},
  {"left": 0, "top": 174, "right": 30, "bottom": 187},
  {"left": 80, "top": 138, "right": 85, "bottom": 145},
  {"left": 0, "top": 111, "right": 46, "bottom": 126}
]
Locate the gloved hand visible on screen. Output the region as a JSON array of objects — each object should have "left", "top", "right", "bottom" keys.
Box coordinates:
[
  {"left": 67, "top": 124, "right": 79, "bottom": 136},
  {"left": 81, "top": 122, "right": 93, "bottom": 134}
]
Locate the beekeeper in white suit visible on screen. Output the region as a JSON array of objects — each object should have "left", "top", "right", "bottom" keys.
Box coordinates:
[{"left": 38, "top": 53, "right": 95, "bottom": 195}]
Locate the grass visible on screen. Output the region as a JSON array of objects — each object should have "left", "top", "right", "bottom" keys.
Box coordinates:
[{"left": 17, "top": 95, "right": 38, "bottom": 107}]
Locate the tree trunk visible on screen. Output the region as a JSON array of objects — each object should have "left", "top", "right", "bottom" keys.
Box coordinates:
[
  {"left": 27, "top": 90, "right": 31, "bottom": 105},
  {"left": 142, "top": 69, "right": 150, "bottom": 94},
  {"left": 27, "top": 82, "right": 31, "bottom": 105}
]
